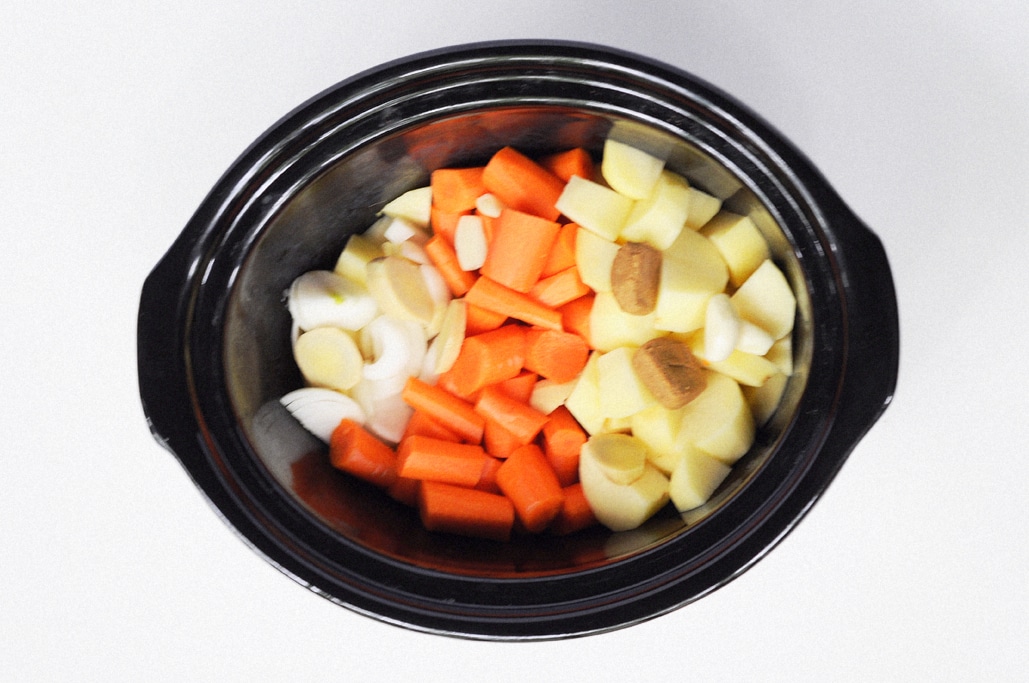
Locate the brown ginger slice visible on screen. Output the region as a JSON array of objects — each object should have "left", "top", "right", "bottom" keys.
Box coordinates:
[
  {"left": 610, "top": 241, "right": 662, "bottom": 315},
  {"left": 632, "top": 336, "right": 707, "bottom": 409}
]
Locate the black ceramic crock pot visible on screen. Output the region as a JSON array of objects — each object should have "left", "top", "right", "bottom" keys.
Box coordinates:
[{"left": 137, "top": 40, "right": 899, "bottom": 640}]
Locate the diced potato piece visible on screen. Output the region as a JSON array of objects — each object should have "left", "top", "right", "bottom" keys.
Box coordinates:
[
  {"left": 334, "top": 234, "right": 384, "bottom": 286},
  {"left": 653, "top": 230, "right": 728, "bottom": 333},
  {"left": 630, "top": 403, "right": 686, "bottom": 474},
  {"left": 579, "top": 436, "right": 670, "bottom": 532},
  {"left": 602, "top": 415, "right": 634, "bottom": 434},
  {"left": 700, "top": 211, "right": 770, "bottom": 287},
  {"left": 564, "top": 352, "right": 605, "bottom": 435},
  {"left": 669, "top": 446, "right": 732, "bottom": 512},
  {"left": 555, "top": 175, "right": 633, "bottom": 241},
  {"left": 380, "top": 186, "right": 432, "bottom": 228},
  {"left": 743, "top": 371, "right": 789, "bottom": 426},
  {"left": 735, "top": 320, "right": 775, "bottom": 356},
  {"left": 683, "top": 187, "right": 722, "bottom": 230},
  {"left": 601, "top": 139, "right": 665, "bottom": 199},
  {"left": 597, "top": 347, "right": 658, "bottom": 420},
  {"left": 575, "top": 228, "right": 620, "bottom": 293},
  {"left": 589, "top": 291, "right": 662, "bottom": 352},
  {"left": 619, "top": 170, "right": 690, "bottom": 250},
  {"left": 675, "top": 371, "right": 755, "bottom": 465},
  {"left": 583, "top": 432, "right": 648, "bottom": 485},
  {"left": 529, "top": 377, "right": 577, "bottom": 415},
  {"left": 730, "top": 259, "right": 796, "bottom": 340},
  {"left": 766, "top": 336, "right": 793, "bottom": 377}
]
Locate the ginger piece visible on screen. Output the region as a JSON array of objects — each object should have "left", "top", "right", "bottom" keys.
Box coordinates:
[
  {"left": 610, "top": 242, "right": 662, "bottom": 315},
  {"left": 632, "top": 337, "right": 706, "bottom": 409}
]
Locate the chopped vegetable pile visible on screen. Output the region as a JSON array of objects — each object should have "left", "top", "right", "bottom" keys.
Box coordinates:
[{"left": 280, "top": 136, "right": 795, "bottom": 541}]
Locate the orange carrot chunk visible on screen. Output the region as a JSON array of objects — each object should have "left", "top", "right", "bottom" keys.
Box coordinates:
[
  {"left": 558, "top": 293, "right": 594, "bottom": 346},
  {"left": 396, "top": 435, "right": 490, "bottom": 487},
  {"left": 482, "top": 146, "right": 566, "bottom": 221},
  {"left": 430, "top": 206, "right": 470, "bottom": 245},
  {"left": 540, "top": 222, "right": 579, "bottom": 278},
  {"left": 523, "top": 327, "right": 590, "bottom": 384},
  {"left": 465, "top": 276, "right": 563, "bottom": 331},
  {"left": 548, "top": 483, "right": 598, "bottom": 535},
  {"left": 431, "top": 166, "right": 486, "bottom": 214},
  {"left": 540, "top": 148, "right": 595, "bottom": 184},
  {"left": 418, "top": 480, "right": 515, "bottom": 541},
  {"left": 541, "top": 405, "right": 588, "bottom": 487},
  {"left": 329, "top": 419, "right": 399, "bottom": 489},
  {"left": 474, "top": 455, "right": 504, "bottom": 494},
  {"left": 386, "top": 476, "right": 421, "bottom": 508},
  {"left": 482, "top": 417, "right": 524, "bottom": 460},
  {"left": 480, "top": 208, "right": 562, "bottom": 293},
  {"left": 444, "top": 324, "right": 527, "bottom": 397},
  {"left": 424, "top": 234, "right": 477, "bottom": 297},
  {"left": 494, "top": 370, "right": 538, "bottom": 404},
  {"left": 401, "top": 376, "right": 485, "bottom": 444},
  {"left": 474, "top": 385, "right": 550, "bottom": 446},
  {"left": 402, "top": 409, "right": 464, "bottom": 443},
  {"left": 463, "top": 303, "right": 508, "bottom": 336},
  {"left": 529, "top": 266, "right": 591, "bottom": 309},
  {"left": 495, "top": 444, "right": 565, "bottom": 533}
]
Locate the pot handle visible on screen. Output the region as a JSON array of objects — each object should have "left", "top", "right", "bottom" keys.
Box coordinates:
[
  {"left": 136, "top": 233, "right": 202, "bottom": 459},
  {"left": 823, "top": 190, "right": 900, "bottom": 451}
]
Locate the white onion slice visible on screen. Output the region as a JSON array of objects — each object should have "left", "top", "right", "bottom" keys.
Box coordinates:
[
  {"left": 279, "top": 388, "right": 366, "bottom": 442},
  {"left": 287, "top": 270, "right": 378, "bottom": 331}
]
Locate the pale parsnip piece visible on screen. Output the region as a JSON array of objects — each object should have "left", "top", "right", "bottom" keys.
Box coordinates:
[
  {"left": 293, "top": 326, "right": 364, "bottom": 392},
  {"left": 675, "top": 371, "right": 755, "bottom": 465},
  {"left": 589, "top": 291, "right": 662, "bottom": 352},
  {"left": 555, "top": 175, "right": 633, "bottom": 241},
  {"left": 380, "top": 185, "right": 432, "bottom": 228},
  {"left": 366, "top": 255, "right": 436, "bottom": 326},
  {"left": 669, "top": 446, "right": 732, "bottom": 512},
  {"left": 288, "top": 270, "right": 379, "bottom": 332},
  {"left": 426, "top": 299, "right": 466, "bottom": 375},
  {"left": 601, "top": 138, "right": 665, "bottom": 199},
  {"left": 575, "top": 228, "right": 620, "bottom": 293},
  {"left": 334, "top": 234, "right": 383, "bottom": 286},
  {"left": 597, "top": 346, "right": 659, "bottom": 420},
  {"left": 743, "top": 371, "right": 789, "bottom": 426},
  {"left": 703, "top": 292, "right": 740, "bottom": 363},
  {"left": 564, "top": 351, "right": 605, "bottom": 436},
  {"left": 683, "top": 187, "right": 722, "bottom": 230},
  {"left": 419, "top": 263, "right": 451, "bottom": 340},
  {"left": 730, "top": 259, "right": 796, "bottom": 340},
  {"left": 700, "top": 211, "right": 770, "bottom": 287},
  {"left": 619, "top": 170, "right": 690, "bottom": 250},
  {"left": 529, "top": 377, "right": 577, "bottom": 415},
  {"left": 579, "top": 436, "right": 670, "bottom": 532},
  {"left": 453, "top": 214, "right": 488, "bottom": 271},
  {"left": 582, "top": 432, "right": 648, "bottom": 485}
]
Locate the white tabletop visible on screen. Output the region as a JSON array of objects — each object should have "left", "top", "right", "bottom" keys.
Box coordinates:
[{"left": 3, "top": 2, "right": 1027, "bottom": 681}]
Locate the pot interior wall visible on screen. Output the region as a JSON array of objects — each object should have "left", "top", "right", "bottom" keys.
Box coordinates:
[{"left": 223, "top": 106, "right": 811, "bottom": 576}]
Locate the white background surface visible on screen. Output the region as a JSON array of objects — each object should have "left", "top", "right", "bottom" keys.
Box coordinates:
[{"left": 3, "top": 1, "right": 1027, "bottom": 681}]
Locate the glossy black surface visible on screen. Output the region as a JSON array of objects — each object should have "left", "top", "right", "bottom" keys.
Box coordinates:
[{"left": 137, "top": 40, "right": 898, "bottom": 639}]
